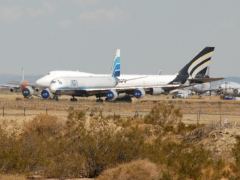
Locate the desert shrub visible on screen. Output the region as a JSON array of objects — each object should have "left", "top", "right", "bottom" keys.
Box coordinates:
[
  {"left": 232, "top": 136, "right": 240, "bottom": 176},
  {"left": 62, "top": 111, "right": 146, "bottom": 178},
  {"left": 0, "top": 114, "right": 64, "bottom": 175},
  {"left": 0, "top": 104, "right": 238, "bottom": 179},
  {"left": 177, "top": 146, "right": 212, "bottom": 179},
  {"left": 18, "top": 115, "right": 62, "bottom": 173},
  {"left": 20, "top": 109, "right": 146, "bottom": 178},
  {"left": 23, "top": 114, "right": 61, "bottom": 136},
  {"left": 143, "top": 136, "right": 214, "bottom": 179},
  {"left": 0, "top": 126, "right": 21, "bottom": 173},
  {"left": 233, "top": 136, "right": 240, "bottom": 163},
  {"left": 97, "top": 160, "right": 160, "bottom": 180},
  {"left": 144, "top": 103, "right": 182, "bottom": 127},
  {"left": 176, "top": 122, "right": 202, "bottom": 135},
  {"left": 67, "top": 107, "right": 86, "bottom": 127}
]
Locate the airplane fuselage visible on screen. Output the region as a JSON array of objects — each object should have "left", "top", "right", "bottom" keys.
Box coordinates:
[
  {"left": 37, "top": 71, "right": 178, "bottom": 90},
  {"left": 50, "top": 76, "right": 117, "bottom": 93},
  {"left": 117, "top": 74, "right": 176, "bottom": 88}
]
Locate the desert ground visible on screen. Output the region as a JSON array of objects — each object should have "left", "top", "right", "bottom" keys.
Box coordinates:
[
  {"left": 0, "top": 92, "right": 240, "bottom": 126},
  {"left": 1, "top": 91, "right": 240, "bottom": 179}
]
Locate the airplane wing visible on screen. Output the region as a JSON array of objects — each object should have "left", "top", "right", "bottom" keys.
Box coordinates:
[
  {"left": 0, "top": 81, "right": 38, "bottom": 93},
  {"left": 188, "top": 77, "right": 224, "bottom": 84},
  {"left": 54, "top": 84, "right": 183, "bottom": 97},
  {"left": 0, "top": 83, "right": 21, "bottom": 91}
]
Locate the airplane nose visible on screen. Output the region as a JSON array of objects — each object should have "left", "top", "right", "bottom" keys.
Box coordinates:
[
  {"left": 36, "top": 78, "right": 49, "bottom": 88},
  {"left": 36, "top": 78, "right": 43, "bottom": 86}
]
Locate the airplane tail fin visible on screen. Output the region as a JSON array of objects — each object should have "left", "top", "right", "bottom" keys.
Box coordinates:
[
  {"left": 171, "top": 47, "right": 215, "bottom": 84},
  {"left": 112, "top": 49, "right": 121, "bottom": 78}
]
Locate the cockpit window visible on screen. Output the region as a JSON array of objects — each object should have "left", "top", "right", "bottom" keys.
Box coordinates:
[
  {"left": 58, "top": 80, "right": 62, "bottom": 84},
  {"left": 51, "top": 80, "right": 57, "bottom": 84}
]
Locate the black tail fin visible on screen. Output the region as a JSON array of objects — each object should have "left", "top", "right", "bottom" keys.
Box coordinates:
[{"left": 170, "top": 47, "right": 215, "bottom": 84}]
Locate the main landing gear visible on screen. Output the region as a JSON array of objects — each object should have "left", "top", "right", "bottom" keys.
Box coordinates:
[
  {"left": 96, "top": 98, "right": 104, "bottom": 103},
  {"left": 96, "top": 96, "right": 104, "bottom": 103},
  {"left": 70, "top": 96, "right": 78, "bottom": 102},
  {"left": 53, "top": 95, "right": 59, "bottom": 101}
]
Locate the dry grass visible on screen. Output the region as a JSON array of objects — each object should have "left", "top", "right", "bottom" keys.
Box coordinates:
[
  {"left": 0, "top": 174, "right": 26, "bottom": 180},
  {"left": 97, "top": 160, "right": 160, "bottom": 180},
  {"left": 0, "top": 92, "right": 240, "bottom": 128},
  {"left": 1, "top": 92, "right": 240, "bottom": 178}
]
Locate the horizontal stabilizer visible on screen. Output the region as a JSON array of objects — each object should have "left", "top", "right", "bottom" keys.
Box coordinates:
[{"left": 188, "top": 77, "right": 224, "bottom": 84}]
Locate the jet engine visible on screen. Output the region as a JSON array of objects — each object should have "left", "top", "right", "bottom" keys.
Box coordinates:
[
  {"left": 150, "top": 87, "right": 165, "bottom": 95},
  {"left": 106, "top": 89, "right": 118, "bottom": 101},
  {"left": 233, "top": 89, "right": 239, "bottom": 96},
  {"left": 133, "top": 88, "right": 146, "bottom": 98},
  {"left": 41, "top": 88, "right": 53, "bottom": 99},
  {"left": 22, "top": 86, "right": 34, "bottom": 98}
]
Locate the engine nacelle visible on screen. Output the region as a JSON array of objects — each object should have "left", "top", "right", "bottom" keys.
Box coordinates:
[
  {"left": 10, "top": 88, "right": 14, "bottom": 93},
  {"left": 233, "top": 89, "right": 239, "bottom": 95},
  {"left": 41, "top": 88, "right": 53, "bottom": 99},
  {"left": 223, "top": 88, "right": 239, "bottom": 96},
  {"left": 151, "top": 87, "right": 165, "bottom": 95},
  {"left": 106, "top": 89, "right": 118, "bottom": 101},
  {"left": 22, "top": 86, "right": 34, "bottom": 98},
  {"left": 133, "top": 88, "right": 146, "bottom": 98}
]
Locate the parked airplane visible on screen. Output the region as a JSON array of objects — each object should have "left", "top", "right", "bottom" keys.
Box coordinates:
[
  {"left": 49, "top": 49, "right": 121, "bottom": 101},
  {"left": 0, "top": 68, "right": 33, "bottom": 94},
  {"left": 15, "top": 50, "right": 120, "bottom": 100},
  {"left": 0, "top": 50, "right": 120, "bottom": 100},
  {"left": 170, "top": 89, "right": 192, "bottom": 99},
  {"left": 50, "top": 47, "right": 222, "bottom": 101},
  {"left": 170, "top": 83, "right": 214, "bottom": 98},
  {"left": 218, "top": 81, "right": 240, "bottom": 96},
  {"left": 35, "top": 71, "right": 94, "bottom": 100},
  {"left": 171, "top": 80, "right": 240, "bottom": 98}
]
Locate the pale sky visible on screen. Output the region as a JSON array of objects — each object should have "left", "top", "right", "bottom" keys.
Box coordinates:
[{"left": 0, "top": 0, "right": 239, "bottom": 77}]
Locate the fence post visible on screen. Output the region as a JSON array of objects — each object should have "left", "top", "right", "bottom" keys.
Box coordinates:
[
  {"left": 197, "top": 112, "right": 199, "bottom": 125},
  {"left": 46, "top": 108, "right": 48, "bottom": 115},
  {"left": 219, "top": 101, "right": 222, "bottom": 128},
  {"left": 2, "top": 107, "right": 4, "bottom": 117},
  {"left": 198, "top": 111, "right": 201, "bottom": 124},
  {"left": 24, "top": 107, "right": 26, "bottom": 116}
]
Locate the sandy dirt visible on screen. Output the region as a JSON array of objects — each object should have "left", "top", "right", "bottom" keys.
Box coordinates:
[
  {"left": 1, "top": 92, "right": 240, "bottom": 179},
  {"left": 0, "top": 93, "right": 240, "bottom": 127}
]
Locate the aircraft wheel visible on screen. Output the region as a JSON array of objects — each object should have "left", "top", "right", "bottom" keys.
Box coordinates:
[
  {"left": 70, "top": 97, "right": 78, "bottom": 102},
  {"left": 53, "top": 95, "right": 59, "bottom": 101},
  {"left": 96, "top": 98, "right": 104, "bottom": 103}
]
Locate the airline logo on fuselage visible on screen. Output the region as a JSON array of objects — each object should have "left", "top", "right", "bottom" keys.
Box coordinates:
[
  {"left": 118, "top": 79, "right": 127, "bottom": 83},
  {"left": 71, "top": 80, "right": 78, "bottom": 87}
]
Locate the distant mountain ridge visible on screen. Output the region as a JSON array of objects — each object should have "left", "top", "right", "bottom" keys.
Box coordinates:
[{"left": 225, "top": 77, "right": 240, "bottom": 84}]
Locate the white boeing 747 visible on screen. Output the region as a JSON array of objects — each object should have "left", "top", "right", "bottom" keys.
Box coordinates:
[
  {"left": 48, "top": 47, "right": 222, "bottom": 101},
  {"left": 16, "top": 50, "right": 121, "bottom": 101}
]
